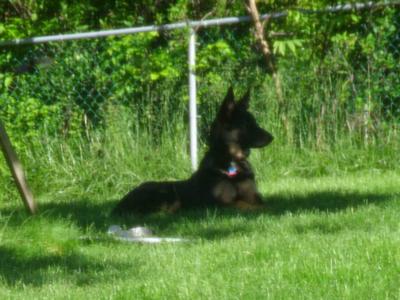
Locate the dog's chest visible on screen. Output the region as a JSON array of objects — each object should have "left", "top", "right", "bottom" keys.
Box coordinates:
[
  {"left": 209, "top": 162, "right": 256, "bottom": 204},
  {"left": 211, "top": 176, "right": 257, "bottom": 204}
]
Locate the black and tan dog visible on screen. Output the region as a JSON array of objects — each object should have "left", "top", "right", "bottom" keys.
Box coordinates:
[{"left": 113, "top": 87, "right": 273, "bottom": 214}]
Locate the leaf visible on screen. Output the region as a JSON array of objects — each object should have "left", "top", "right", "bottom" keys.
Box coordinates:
[
  {"left": 351, "top": 14, "right": 360, "bottom": 24},
  {"left": 287, "top": 41, "right": 297, "bottom": 54},
  {"left": 273, "top": 41, "right": 286, "bottom": 56},
  {"left": 31, "top": 13, "right": 38, "bottom": 22},
  {"left": 150, "top": 73, "right": 160, "bottom": 81},
  {"left": 4, "top": 76, "right": 13, "bottom": 89}
]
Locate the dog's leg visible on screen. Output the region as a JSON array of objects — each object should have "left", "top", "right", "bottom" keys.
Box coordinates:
[
  {"left": 160, "top": 200, "right": 181, "bottom": 213},
  {"left": 212, "top": 180, "right": 237, "bottom": 205},
  {"left": 236, "top": 179, "right": 265, "bottom": 205},
  {"left": 232, "top": 199, "right": 266, "bottom": 211}
]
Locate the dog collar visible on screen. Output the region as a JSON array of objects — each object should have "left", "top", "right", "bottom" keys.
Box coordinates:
[{"left": 223, "top": 162, "right": 238, "bottom": 178}]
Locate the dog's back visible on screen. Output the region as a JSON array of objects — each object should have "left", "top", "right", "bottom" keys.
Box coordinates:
[{"left": 113, "top": 180, "right": 187, "bottom": 214}]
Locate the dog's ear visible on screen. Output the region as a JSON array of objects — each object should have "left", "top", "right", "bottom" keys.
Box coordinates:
[
  {"left": 217, "top": 86, "right": 235, "bottom": 121},
  {"left": 238, "top": 89, "right": 250, "bottom": 110}
]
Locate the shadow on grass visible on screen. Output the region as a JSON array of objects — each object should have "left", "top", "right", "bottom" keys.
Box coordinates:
[
  {"left": 0, "top": 190, "right": 396, "bottom": 288},
  {"left": 264, "top": 190, "right": 395, "bottom": 215},
  {"left": 1, "top": 190, "right": 396, "bottom": 240},
  {"left": 0, "top": 245, "right": 132, "bottom": 287}
]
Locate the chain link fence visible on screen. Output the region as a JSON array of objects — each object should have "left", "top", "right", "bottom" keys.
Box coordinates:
[{"left": 0, "top": 5, "right": 399, "bottom": 152}]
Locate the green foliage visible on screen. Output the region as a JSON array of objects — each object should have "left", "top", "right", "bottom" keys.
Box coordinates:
[{"left": 0, "top": 1, "right": 399, "bottom": 151}]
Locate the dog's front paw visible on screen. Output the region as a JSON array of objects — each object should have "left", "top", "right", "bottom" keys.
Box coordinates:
[{"left": 232, "top": 200, "right": 266, "bottom": 211}]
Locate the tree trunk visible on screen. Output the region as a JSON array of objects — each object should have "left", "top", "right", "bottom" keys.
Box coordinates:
[{"left": 246, "top": 0, "right": 289, "bottom": 136}]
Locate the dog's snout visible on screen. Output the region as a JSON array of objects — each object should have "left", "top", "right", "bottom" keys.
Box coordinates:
[{"left": 251, "top": 129, "right": 273, "bottom": 148}]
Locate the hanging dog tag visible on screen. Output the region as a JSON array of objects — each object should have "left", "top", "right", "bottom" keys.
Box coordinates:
[{"left": 227, "top": 163, "right": 238, "bottom": 177}]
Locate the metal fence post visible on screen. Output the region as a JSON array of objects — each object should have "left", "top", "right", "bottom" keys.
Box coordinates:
[{"left": 188, "top": 26, "right": 198, "bottom": 170}]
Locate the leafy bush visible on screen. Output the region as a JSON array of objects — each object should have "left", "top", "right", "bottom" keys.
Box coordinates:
[{"left": 0, "top": 1, "right": 399, "bottom": 152}]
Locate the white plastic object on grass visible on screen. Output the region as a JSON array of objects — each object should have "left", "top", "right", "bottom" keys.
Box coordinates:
[{"left": 107, "top": 225, "right": 187, "bottom": 243}]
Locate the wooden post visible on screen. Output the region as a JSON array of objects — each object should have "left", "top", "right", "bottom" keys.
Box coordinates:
[
  {"left": 246, "top": 0, "right": 289, "bottom": 137},
  {"left": 0, "top": 121, "right": 37, "bottom": 214}
]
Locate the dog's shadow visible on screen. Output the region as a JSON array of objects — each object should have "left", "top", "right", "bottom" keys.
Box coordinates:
[
  {"left": 1, "top": 189, "right": 395, "bottom": 240},
  {"left": 264, "top": 190, "right": 393, "bottom": 215}
]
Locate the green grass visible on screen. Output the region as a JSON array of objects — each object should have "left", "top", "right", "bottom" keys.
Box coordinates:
[
  {"left": 1, "top": 111, "right": 399, "bottom": 299},
  {"left": 1, "top": 148, "right": 399, "bottom": 299}
]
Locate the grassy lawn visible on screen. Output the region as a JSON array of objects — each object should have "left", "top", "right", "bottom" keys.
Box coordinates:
[
  {"left": 0, "top": 168, "right": 399, "bottom": 299},
  {"left": 1, "top": 5, "right": 399, "bottom": 297}
]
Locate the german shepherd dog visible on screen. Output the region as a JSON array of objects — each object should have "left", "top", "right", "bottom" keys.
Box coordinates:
[{"left": 112, "top": 87, "right": 273, "bottom": 214}]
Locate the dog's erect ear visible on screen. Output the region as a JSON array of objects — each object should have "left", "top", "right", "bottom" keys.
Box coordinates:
[
  {"left": 238, "top": 89, "right": 250, "bottom": 110},
  {"left": 217, "top": 86, "right": 236, "bottom": 121}
]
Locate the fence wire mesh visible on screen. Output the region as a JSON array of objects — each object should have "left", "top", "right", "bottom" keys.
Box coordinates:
[{"left": 0, "top": 6, "right": 399, "bottom": 151}]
